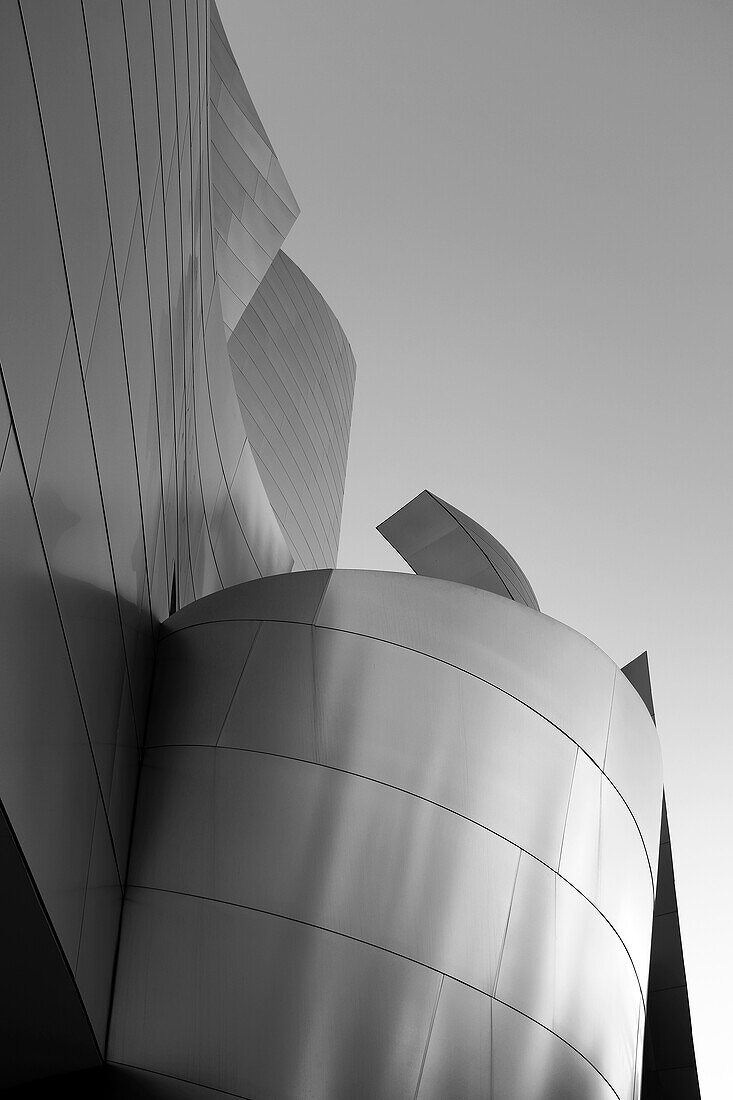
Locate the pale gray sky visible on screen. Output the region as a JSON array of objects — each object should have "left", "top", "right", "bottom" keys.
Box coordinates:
[{"left": 220, "top": 1, "right": 733, "bottom": 1092}]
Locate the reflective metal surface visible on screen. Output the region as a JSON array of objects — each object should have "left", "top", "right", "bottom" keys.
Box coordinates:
[
  {"left": 379, "top": 489, "right": 540, "bottom": 609},
  {"left": 112, "top": 569, "right": 662, "bottom": 1099},
  {"left": 0, "top": 0, "right": 687, "bottom": 1094},
  {"left": 233, "top": 252, "right": 357, "bottom": 568},
  {"left": 111, "top": 887, "right": 441, "bottom": 1099},
  {"left": 0, "top": 0, "right": 356, "bottom": 1084}
]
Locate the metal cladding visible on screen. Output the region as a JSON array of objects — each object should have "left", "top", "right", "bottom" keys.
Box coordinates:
[
  {"left": 232, "top": 251, "right": 357, "bottom": 569},
  {"left": 0, "top": 2, "right": 698, "bottom": 1098},
  {"left": 379, "top": 489, "right": 541, "bottom": 609},
  {"left": 110, "top": 570, "right": 661, "bottom": 1098}
]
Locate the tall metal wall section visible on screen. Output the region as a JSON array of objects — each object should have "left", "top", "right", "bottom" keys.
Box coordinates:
[
  {"left": 0, "top": 2, "right": 693, "bottom": 1098},
  {"left": 109, "top": 570, "right": 662, "bottom": 1099},
  {"left": 231, "top": 252, "right": 357, "bottom": 569},
  {"left": 0, "top": 0, "right": 352, "bottom": 1087}
]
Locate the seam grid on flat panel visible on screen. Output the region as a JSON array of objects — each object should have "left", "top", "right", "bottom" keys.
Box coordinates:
[
  {"left": 243, "top": 285, "right": 346, "bottom": 502},
  {"left": 125, "top": 883, "right": 622, "bottom": 1100},
  {"left": 280, "top": 268, "right": 351, "bottom": 445},
  {"left": 556, "top": 746, "right": 580, "bottom": 871},
  {"left": 16, "top": 5, "right": 141, "bottom": 876},
  {"left": 306, "top": 273, "right": 357, "bottom": 434},
  {"left": 230, "top": 336, "right": 340, "bottom": 549},
  {"left": 267, "top": 263, "right": 350, "bottom": 450},
  {"left": 427, "top": 492, "right": 514, "bottom": 601},
  {"left": 0, "top": 784, "right": 103, "bottom": 1061},
  {"left": 228, "top": 322, "right": 338, "bottom": 554},
  {"left": 201, "top": 304, "right": 264, "bottom": 579},
  {"left": 279, "top": 258, "right": 350, "bottom": 423},
  {"left": 30, "top": 317, "right": 71, "bottom": 494},
  {"left": 113, "top": 0, "right": 172, "bottom": 605},
  {"left": 241, "top": 284, "right": 346, "bottom": 494},
  {"left": 183, "top": 0, "right": 198, "bottom": 600},
  {"left": 158, "top": 614, "right": 657, "bottom": 885},
  {"left": 149, "top": 0, "right": 181, "bottom": 589},
  {"left": 198, "top": 20, "right": 273, "bottom": 580},
  {"left": 237, "top": 426, "right": 326, "bottom": 569},
  {"left": 259, "top": 262, "right": 347, "bottom": 464},
  {"left": 144, "top": 742, "right": 647, "bottom": 1002},
  {"left": 209, "top": 107, "right": 283, "bottom": 236},
  {"left": 412, "top": 973, "right": 445, "bottom": 1100},
  {"left": 171, "top": 0, "right": 196, "bottom": 603},
  {"left": 84, "top": 5, "right": 156, "bottom": 643},
  {"left": 107, "top": 1060, "right": 255, "bottom": 1100},
  {"left": 189, "top": 0, "right": 223, "bottom": 596}
]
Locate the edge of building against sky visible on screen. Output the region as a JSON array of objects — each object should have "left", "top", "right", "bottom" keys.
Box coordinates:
[{"left": 0, "top": 0, "right": 719, "bottom": 1096}]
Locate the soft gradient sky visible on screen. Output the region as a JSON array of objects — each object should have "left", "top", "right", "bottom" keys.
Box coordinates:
[{"left": 220, "top": 1, "right": 732, "bottom": 1092}]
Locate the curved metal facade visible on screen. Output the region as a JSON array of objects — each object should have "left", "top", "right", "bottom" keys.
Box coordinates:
[
  {"left": 232, "top": 251, "right": 357, "bottom": 569},
  {"left": 0, "top": 2, "right": 697, "bottom": 1098},
  {"left": 379, "top": 489, "right": 540, "bottom": 609},
  {"left": 110, "top": 570, "right": 661, "bottom": 1099},
  {"left": 0, "top": 0, "right": 353, "bottom": 1086}
]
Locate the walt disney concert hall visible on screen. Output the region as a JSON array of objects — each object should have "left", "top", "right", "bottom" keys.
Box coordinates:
[{"left": 0, "top": 2, "right": 698, "bottom": 1097}]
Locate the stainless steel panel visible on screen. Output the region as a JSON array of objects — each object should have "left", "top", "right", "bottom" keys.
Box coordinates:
[
  {"left": 0, "top": 4, "right": 71, "bottom": 487},
  {"left": 121, "top": 0, "right": 163, "bottom": 227},
  {"left": 74, "top": 797, "right": 123, "bottom": 1048},
  {"left": 83, "top": 0, "right": 139, "bottom": 278},
  {"left": 604, "top": 669, "right": 663, "bottom": 877},
  {"left": 597, "top": 776, "right": 655, "bottom": 988},
  {"left": 84, "top": 253, "right": 145, "bottom": 609},
  {"left": 234, "top": 252, "right": 356, "bottom": 569},
  {"left": 266, "top": 153, "right": 300, "bottom": 217},
  {"left": 219, "top": 620, "right": 318, "bottom": 757},
  {"left": 148, "top": 0, "right": 177, "bottom": 185},
  {"left": 496, "top": 853, "right": 643, "bottom": 1098},
  {"left": 215, "top": 82, "right": 272, "bottom": 178},
  {"left": 378, "top": 489, "right": 542, "bottom": 609},
  {"left": 33, "top": 331, "right": 127, "bottom": 801},
  {"left": 491, "top": 1000, "right": 617, "bottom": 1100},
  {"left": 109, "top": 886, "right": 441, "bottom": 1099},
  {"left": 0, "top": 433, "right": 99, "bottom": 968},
  {"left": 130, "top": 746, "right": 520, "bottom": 993},
  {"left": 0, "top": 795, "right": 101, "bottom": 1088},
  {"left": 162, "top": 569, "right": 332, "bottom": 634},
  {"left": 22, "top": 0, "right": 111, "bottom": 371},
  {"left": 316, "top": 570, "right": 617, "bottom": 765},
  {"left": 119, "top": 214, "right": 165, "bottom": 578},
  {"left": 147, "top": 619, "right": 261, "bottom": 748}
]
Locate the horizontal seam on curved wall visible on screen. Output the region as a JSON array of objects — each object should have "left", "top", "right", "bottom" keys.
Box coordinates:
[
  {"left": 143, "top": 741, "right": 648, "bottom": 1003},
  {"left": 107, "top": 1059, "right": 255, "bottom": 1100},
  {"left": 124, "top": 882, "right": 623, "bottom": 1100},
  {"left": 158, "top": 614, "right": 658, "bottom": 884}
]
